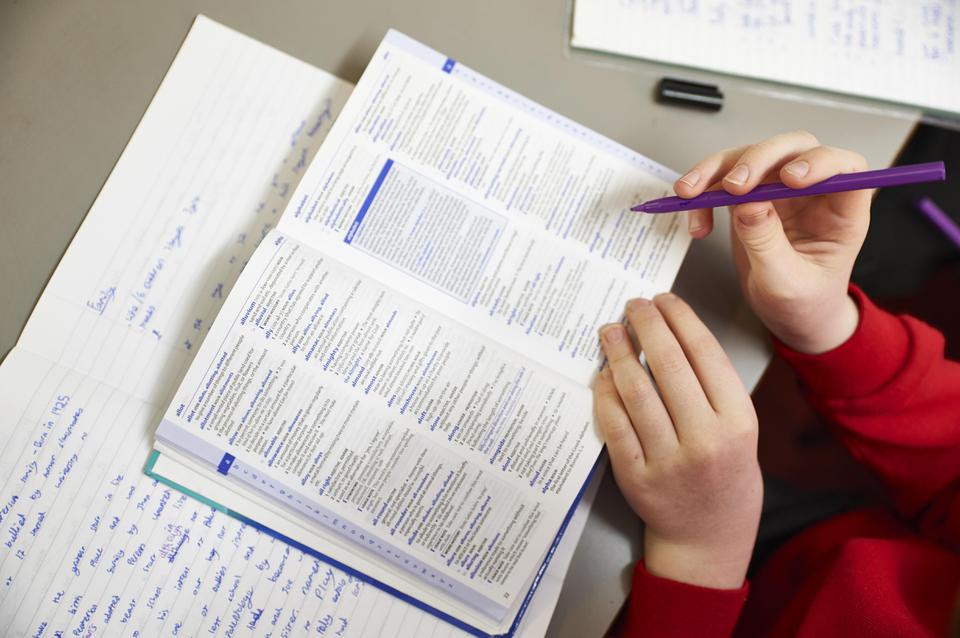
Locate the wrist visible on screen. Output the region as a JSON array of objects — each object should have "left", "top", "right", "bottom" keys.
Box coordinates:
[
  {"left": 769, "top": 293, "right": 860, "bottom": 355},
  {"left": 643, "top": 532, "right": 751, "bottom": 590}
]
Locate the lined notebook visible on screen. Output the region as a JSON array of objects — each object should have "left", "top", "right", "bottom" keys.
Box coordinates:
[
  {"left": 572, "top": 0, "right": 960, "bottom": 115},
  {"left": 0, "top": 16, "right": 576, "bottom": 638},
  {"left": 149, "top": 29, "right": 690, "bottom": 638}
]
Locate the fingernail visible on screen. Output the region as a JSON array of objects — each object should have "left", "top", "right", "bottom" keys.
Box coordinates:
[
  {"left": 601, "top": 324, "right": 625, "bottom": 344},
  {"left": 678, "top": 170, "right": 700, "bottom": 188},
  {"left": 724, "top": 164, "right": 749, "bottom": 186},
  {"left": 688, "top": 219, "right": 702, "bottom": 235},
  {"left": 626, "top": 298, "right": 651, "bottom": 312},
  {"left": 784, "top": 160, "right": 810, "bottom": 178},
  {"left": 655, "top": 292, "right": 677, "bottom": 303}
]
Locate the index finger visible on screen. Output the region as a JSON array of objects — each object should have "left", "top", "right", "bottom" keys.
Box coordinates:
[
  {"left": 719, "top": 130, "right": 820, "bottom": 195},
  {"left": 593, "top": 366, "right": 645, "bottom": 469},
  {"left": 653, "top": 293, "right": 752, "bottom": 418},
  {"left": 600, "top": 323, "right": 678, "bottom": 458},
  {"left": 674, "top": 146, "right": 745, "bottom": 198},
  {"left": 625, "top": 298, "right": 714, "bottom": 439}
]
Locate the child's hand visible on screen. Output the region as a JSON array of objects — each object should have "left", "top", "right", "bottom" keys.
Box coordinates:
[
  {"left": 595, "top": 294, "right": 762, "bottom": 589},
  {"left": 675, "top": 130, "right": 869, "bottom": 354}
]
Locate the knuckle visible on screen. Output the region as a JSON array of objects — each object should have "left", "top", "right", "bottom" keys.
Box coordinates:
[
  {"left": 728, "top": 427, "right": 759, "bottom": 456},
  {"left": 689, "top": 437, "right": 725, "bottom": 467},
  {"left": 738, "top": 206, "right": 770, "bottom": 223},
  {"left": 656, "top": 454, "right": 686, "bottom": 478},
  {"left": 608, "top": 353, "right": 640, "bottom": 378},
  {"left": 607, "top": 349, "right": 634, "bottom": 366},
  {"left": 738, "top": 418, "right": 760, "bottom": 443},
  {"left": 593, "top": 379, "right": 616, "bottom": 402},
  {"left": 621, "top": 376, "right": 655, "bottom": 408},
  {"left": 627, "top": 298, "right": 658, "bottom": 320},
  {"left": 692, "top": 157, "right": 714, "bottom": 174},
  {"left": 727, "top": 408, "right": 758, "bottom": 435},
  {"left": 627, "top": 311, "right": 661, "bottom": 339},
  {"left": 742, "top": 409, "right": 760, "bottom": 432},
  {"left": 707, "top": 147, "right": 737, "bottom": 168},
  {"left": 598, "top": 410, "right": 635, "bottom": 444},
  {"left": 654, "top": 291, "right": 688, "bottom": 312},
  {"left": 739, "top": 141, "right": 764, "bottom": 163},
  {"left": 687, "top": 333, "right": 722, "bottom": 361},
  {"left": 736, "top": 211, "right": 782, "bottom": 247},
  {"left": 790, "top": 129, "right": 819, "bottom": 145},
  {"left": 655, "top": 352, "right": 688, "bottom": 376},
  {"left": 849, "top": 150, "right": 868, "bottom": 170},
  {"left": 746, "top": 227, "right": 779, "bottom": 251},
  {"left": 628, "top": 312, "right": 656, "bottom": 335},
  {"left": 604, "top": 421, "right": 634, "bottom": 446},
  {"left": 612, "top": 469, "right": 646, "bottom": 498},
  {"left": 604, "top": 335, "right": 636, "bottom": 359}
]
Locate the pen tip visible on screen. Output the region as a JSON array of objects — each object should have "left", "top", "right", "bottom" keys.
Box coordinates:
[{"left": 630, "top": 204, "right": 647, "bottom": 213}]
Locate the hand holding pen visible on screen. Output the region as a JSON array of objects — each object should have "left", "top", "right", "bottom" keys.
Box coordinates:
[{"left": 663, "top": 131, "right": 892, "bottom": 354}]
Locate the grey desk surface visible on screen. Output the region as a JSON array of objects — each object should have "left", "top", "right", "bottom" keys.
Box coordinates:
[{"left": 0, "top": 1, "right": 918, "bottom": 636}]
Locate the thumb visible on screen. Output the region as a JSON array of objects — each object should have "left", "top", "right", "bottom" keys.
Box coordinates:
[{"left": 729, "top": 201, "right": 794, "bottom": 271}]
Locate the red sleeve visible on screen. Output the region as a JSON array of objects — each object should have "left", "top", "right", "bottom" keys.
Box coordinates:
[
  {"left": 617, "top": 561, "right": 747, "bottom": 637},
  {"left": 774, "top": 285, "right": 960, "bottom": 547}
]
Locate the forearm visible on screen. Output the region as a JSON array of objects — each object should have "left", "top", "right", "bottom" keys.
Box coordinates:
[{"left": 775, "top": 286, "right": 960, "bottom": 527}]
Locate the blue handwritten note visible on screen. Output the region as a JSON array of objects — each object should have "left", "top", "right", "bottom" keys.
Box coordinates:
[
  {"left": 0, "top": 15, "right": 469, "bottom": 638},
  {"left": 573, "top": 0, "right": 960, "bottom": 113}
]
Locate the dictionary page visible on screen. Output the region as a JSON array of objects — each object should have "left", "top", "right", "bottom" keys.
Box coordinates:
[
  {"left": 0, "top": 15, "right": 477, "bottom": 638},
  {"left": 277, "top": 31, "right": 690, "bottom": 388},
  {"left": 155, "top": 28, "right": 692, "bottom": 631},
  {"left": 572, "top": 0, "right": 960, "bottom": 115},
  {"left": 155, "top": 229, "right": 601, "bottom": 629}
]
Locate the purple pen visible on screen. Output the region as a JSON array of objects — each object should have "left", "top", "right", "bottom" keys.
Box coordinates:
[
  {"left": 915, "top": 196, "right": 960, "bottom": 250},
  {"left": 632, "top": 161, "right": 946, "bottom": 213}
]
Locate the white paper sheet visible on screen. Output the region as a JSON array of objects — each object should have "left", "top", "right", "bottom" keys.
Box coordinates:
[
  {"left": 0, "top": 15, "right": 594, "bottom": 638},
  {"left": 147, "top": 24, "right": 690, "bottom": 634},
  {"left": 153, "top": 230, "right": 602, "bottom": 622},
  {"left": 279, "top": 31, "right": 688, "bottom": 388},
  {"left": 572, "top": 0, "right": 960, "bottom": 114}
]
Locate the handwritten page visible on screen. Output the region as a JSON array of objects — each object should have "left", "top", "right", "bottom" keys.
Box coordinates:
[
  {"left": 572, "top": 0, "right": 960, "bottom": 114},
  {"left": 0, "top": 15, "right": 593, "bottom": 637},
  {"left": 0, "top": 348, "right": 417, "bottom": 637}
]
